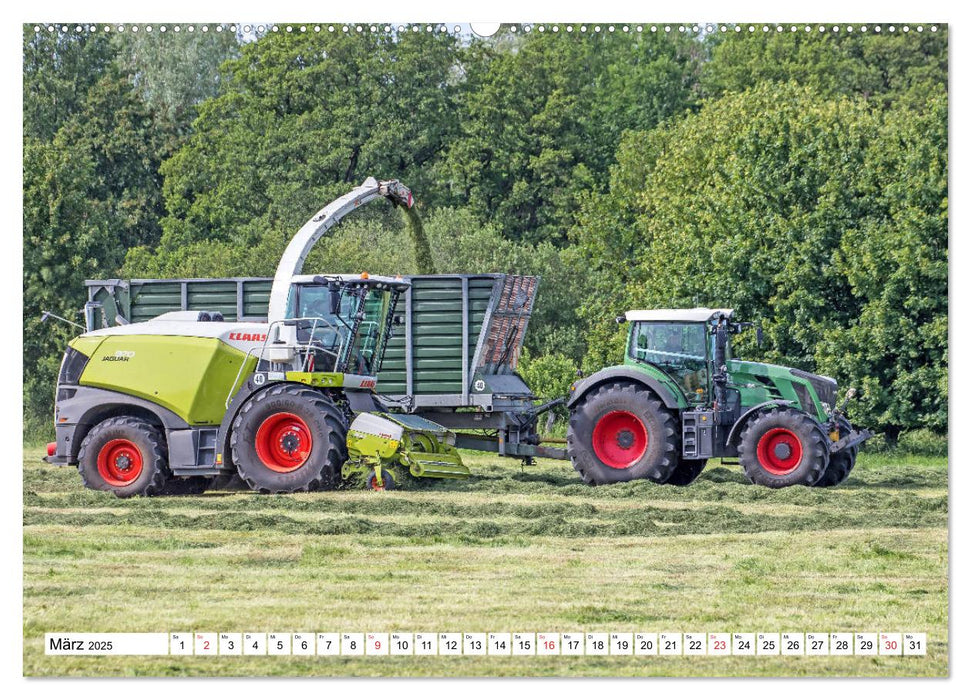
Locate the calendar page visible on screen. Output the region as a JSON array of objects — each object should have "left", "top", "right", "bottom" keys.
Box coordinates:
[{"left": 21, "top": 14, "right": 948, "bottom": 680}]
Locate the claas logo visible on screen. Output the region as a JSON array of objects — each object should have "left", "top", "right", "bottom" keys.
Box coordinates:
[{"left": 228, "top": 332, "right": 268, "bottom": 342}]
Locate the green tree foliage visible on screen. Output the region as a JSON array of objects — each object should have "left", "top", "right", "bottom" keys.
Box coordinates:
[
  {"left": 23, "top": 75, "right": 169, "bottom": 425},
  {"left": 702, "top": 26, "right": 947, "bottom": 109},
  {"left": 517, "top": 348, "right": 578, "bottom": 410},
  {"left": 112, "top": 26, "right": 240, "bottom": 149},
  {"left": 23, "top": 27, "right": 116, "bottom": 140},
  {"left": 574, "top": 82, "right": 946, "bottom": 438},
  {"left": 444, "top": 28, "right": 700, "bottom": 245},
  {"left": 817, "top": 98, "right": 948, "bottom": 440},
  {"left": 22, "top": 26, "right": 948, "bottom": 441},
  {"left": 157, "top": 28, "right": 464, "bottom": 253}
]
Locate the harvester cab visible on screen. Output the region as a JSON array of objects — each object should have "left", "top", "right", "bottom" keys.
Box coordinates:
[{"left": 566, "top": 308, "right": 872, "bottom": 489}]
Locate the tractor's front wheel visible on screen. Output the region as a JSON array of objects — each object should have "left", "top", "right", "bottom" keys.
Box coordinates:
[
  {"left": 738, "top": 408, "right": 829, "bottom": 488},
  {"left": 230, "top": 385, "right": 348, "bottom": 493},
  {"left": 567, "top": 381, "right": 679, "bottom": 485},
  {"left": 77, "top": 416, "right": 170, "bottom": 498}
]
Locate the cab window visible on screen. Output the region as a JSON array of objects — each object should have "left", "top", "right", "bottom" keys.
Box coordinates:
[{"left": 629, "top": 321, "right": 709, "bottom": 400}]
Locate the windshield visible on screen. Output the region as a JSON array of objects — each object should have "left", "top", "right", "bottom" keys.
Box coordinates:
[
  {"left": 629, "top": 321, "right": 709, "bottom": 400},
  {"left": 286, "top": 283, "right": 393, "bottom": 375}
]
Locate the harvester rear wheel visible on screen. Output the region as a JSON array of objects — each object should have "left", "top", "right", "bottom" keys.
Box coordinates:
[
  {"left": 77, "top": 416, "right": 170, "bottom": 498},
  {"left": 738, "top": 408, "right": 829, "bottom": 488},
  {"left": 663, "top": 458, "right": 708, "bottom": 486},
  {"left": 230, "top": 385, "right": 348, "bottom": 493},
  {"left": 567, "top": 381, "right": 679, "bottom": 485}
]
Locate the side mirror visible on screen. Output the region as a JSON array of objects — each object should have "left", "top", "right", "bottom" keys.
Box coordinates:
[
  {"left": 328, "top": 283, "right": 341, "bottom": 315},
  {"left": 615, "top": 315, "right": 627, "bottom": 324}
]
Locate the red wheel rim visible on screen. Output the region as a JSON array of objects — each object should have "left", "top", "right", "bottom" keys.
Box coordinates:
[
  {"left": 591, "top": 410, "right": 648, "bottom": 469},
  {"left": 756, "top": 428, "right": 803, "bottom": 475},
  {"left": 97, "top": 439, "right": 144, "bottom": 487},
  {"left": 369, "top": 475, "right": 385, "bottom": 491},
  {"left": 254, "top": 412, "right": 313, "bottom": 473}
]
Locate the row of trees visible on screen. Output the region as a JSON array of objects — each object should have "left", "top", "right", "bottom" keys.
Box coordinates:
[{"left": 23, "top": 25, "right": 948, "bottom": 440}]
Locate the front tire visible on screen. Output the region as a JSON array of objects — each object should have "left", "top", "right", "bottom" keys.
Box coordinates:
[
  {"left": 567, "top": 381, "right": 679, "bottom": 485},
  {"left": 77, "top": 416, "right": 170, "bottom": 498},
  {"left": 230, "top": 384, "right": 348, "bottom": 493},
  {"left": 365, "top": 468, "right": 396, "bottom": 491},
  {"left": 738, "top": 408, "right": 829, "bottom": 488}
]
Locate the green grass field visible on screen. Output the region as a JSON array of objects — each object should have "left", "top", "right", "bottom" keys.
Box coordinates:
[{"left": 22, "top": 445, "right": 948, "bottom": 677}]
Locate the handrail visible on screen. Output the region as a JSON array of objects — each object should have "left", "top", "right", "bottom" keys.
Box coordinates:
[{"left": 224, "top": 315, "right": 348, "bottom": 407}]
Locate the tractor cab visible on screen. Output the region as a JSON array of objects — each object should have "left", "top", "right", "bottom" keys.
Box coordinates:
[
  {"left": 281, "top": 273, "right": 410, "bottom": 376},
  {"left": 623, "top": 308, "right": 734, "bottom": 405}
]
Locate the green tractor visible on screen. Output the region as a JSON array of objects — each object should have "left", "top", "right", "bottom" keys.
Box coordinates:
[{"left": 566, "top": 309, "right": 871, "bottom": 488}]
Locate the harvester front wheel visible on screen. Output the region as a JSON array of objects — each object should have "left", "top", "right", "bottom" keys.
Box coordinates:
[
  {"left": 77, "top": 416, "right": 170, "bottom": 498},
  {"left": 230, "top": 385, "right": 348, "bottom": 493},
  {"left": 365, "top": 468, "right": 396, "bottom": 491},
  {"left": 663, "top": 458, "right": 708, "bottom": 486},
  {"left": 738, "top": 408, "right": 829, "bottom": 488},
  {"left": 567, "top": 381, "right": 679, "bottom": 485}
]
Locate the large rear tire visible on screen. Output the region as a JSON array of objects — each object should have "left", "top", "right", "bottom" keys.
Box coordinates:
[
  {"left": 663, "top": 458, "right": 708, "bottom": 486},
  {"left": 738, "top": 408, "right": 829, "bottom": 488},
  {"left": 230, "top": 384, "right": 348, "bottom": 493},
  {"left": 77, "top": 416, "right": 170, "bottom": 498},
  {"left": 567, "top": 381, "right": 679, "bottom": 485}
]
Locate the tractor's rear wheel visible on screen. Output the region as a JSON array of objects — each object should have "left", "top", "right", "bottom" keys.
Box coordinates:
[
  {"left": 230, "top": 385, "right": 348, "bottom": 493},
  {"left": 663, "top": 458, "right": 708, "bottom": 486},
  {"left": 77, "top": 416, "right": 170, "bottom": 498},
  {"left": 567, "top": 381, "right": 679, "bottom": 485},
  {"left": 738, "top": 408, "right": 829, "bottom": 488}
]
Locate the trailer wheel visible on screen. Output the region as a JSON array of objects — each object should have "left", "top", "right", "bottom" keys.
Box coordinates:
[
  {"left": 365, "top": 468, "right": 396, "bottom": 491},
  {"left": 77, "top": 416, "right": 170, "bottom": 498},
  {"left": 159, "top": 476, "right": 212, "bottom": 496},
  {"left": 567, "top": 381, "right": 679, "bottom": 485},
  {"left": 663, "top": 458, "right": 708, "bottom": 486},
  {"left": 811, "top": 416, "right": 858, "bottom": 487},
  {"left": 230, "top": 385, "right": 348, "bottom": 493},
  {"left": 738, "top": 408, "right": 829, "bottom": 488}
]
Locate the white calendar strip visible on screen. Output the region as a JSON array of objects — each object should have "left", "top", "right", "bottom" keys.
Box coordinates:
[{"left": 45, "top": 632, "right": 928, "bottom": 657}]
